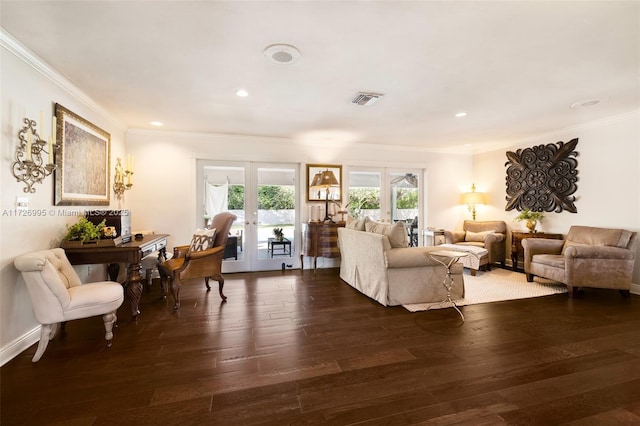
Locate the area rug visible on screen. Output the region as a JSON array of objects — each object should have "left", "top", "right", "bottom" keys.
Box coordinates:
[{"left": 403, "top": 268, "right": 567, "bottom": 312}]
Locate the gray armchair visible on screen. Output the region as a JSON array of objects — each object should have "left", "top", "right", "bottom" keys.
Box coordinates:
[
  {"left": 523, "top": 226, "right": 637, "bottom": 298},
  {"left": 444, "top": 220, "right": 507, "bottom": 271}
]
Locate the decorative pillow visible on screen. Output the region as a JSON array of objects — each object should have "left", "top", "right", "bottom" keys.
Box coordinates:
[
  {"left": 365, "top": 220, "right": 408, "bottom": 248},
  {"left": 465, "top": 230, "right": 495, "bottom": 242},
  {"left": 189, "top": 228, "right": 216, "bottom": 252},
  {"left": 346, "top": 216, "right": 369, "bottom": 231}
]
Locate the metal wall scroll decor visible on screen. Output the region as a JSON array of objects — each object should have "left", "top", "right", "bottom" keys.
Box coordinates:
[{"left": 505, "top": 138, "right": 579, "bottom": 213}]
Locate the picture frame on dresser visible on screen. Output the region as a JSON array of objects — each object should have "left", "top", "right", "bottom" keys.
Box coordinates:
[
  {"left": 54, "top": 103, "right": 111, "bottom": 206},
  {"left": 306, "top": 164, "right": 342, "bottom": 202}
]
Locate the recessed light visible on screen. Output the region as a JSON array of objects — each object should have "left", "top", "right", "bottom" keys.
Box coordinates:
[
  {"left": 264, "top": 44, "right": 302, "bottom": 65},
  {"left": 456, "top": 112, "right": 467, "bottom": 117},
  {"left": 150, "top": 121, "right": 164, "bottom": 127},
  {"left": 570, "top": 99, "right": 600, "bottom": 109},
  {"left": 236, "top": 89, "right": 249, "bottom": 97}
]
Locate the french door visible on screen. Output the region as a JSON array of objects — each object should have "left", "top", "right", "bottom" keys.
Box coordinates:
[
  {"left": 346, "top": 166, "right": 422, "bottom": 244},
  {"left": 196, "top": 160, "right": 300, "bottom": 272}
]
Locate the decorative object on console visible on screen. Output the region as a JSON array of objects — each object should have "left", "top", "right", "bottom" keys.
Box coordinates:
[
  {"left": 460, "top": 183, "right": 486, "bottom": 220},
  {"left": 113, "top": 156, "right": 133, "bottom": 200},
  {"left": 61, "top": 217, "right": 107, "bottom": 244},
  {"left": 514, "top": 208, "right": 544, "bottom": 233},
  {"left": 54, "top": 103, "right": 111, "bottom": 206},
  {"left": 11, "top": 115, "right": 59, "bottom": 193},
  {"left": 308, "top": 166, "right": 340, "bottom": 222},
  {"left": 505, "top": 138, "right": 579, "bottom": 213}
]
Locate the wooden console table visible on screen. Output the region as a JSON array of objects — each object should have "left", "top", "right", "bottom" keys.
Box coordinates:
[
  {"left": 511, "top": 231, "right": 563, "bottom": 271},
  {"left": 301, "top": 222, "right": 344, "bottom": 271},
  {"left": 64, "top": 234, "right": 169, "bottom": 320}
]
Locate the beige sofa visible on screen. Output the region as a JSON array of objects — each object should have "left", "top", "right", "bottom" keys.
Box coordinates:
[
  {"left": 338, "top": 221, "right": 464, "bottom": 306},
  {"left": 523, "top": 226, "right": 637, "bottom": 298}
]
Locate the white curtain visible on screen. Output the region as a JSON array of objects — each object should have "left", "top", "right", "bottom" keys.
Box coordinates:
[{"left": 205, "top": 180, "right": 228, "bottom": 219}]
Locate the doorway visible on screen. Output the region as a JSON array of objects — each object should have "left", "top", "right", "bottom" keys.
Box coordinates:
[{"left": 196, "top": 161, "right": 300, "bottom": 272}]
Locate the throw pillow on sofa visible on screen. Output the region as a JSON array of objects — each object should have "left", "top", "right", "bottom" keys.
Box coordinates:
[
  {"left": 365, "top": 220, "right": 408, "bottom": 248},
  {"left": 465, "top": 230, "right": 495, "bottom": 242},
  {"left": 346, "top": 216, "right": 369, "bottom": 231}
]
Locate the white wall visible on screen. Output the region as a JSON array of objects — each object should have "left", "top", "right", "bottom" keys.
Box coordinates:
[
  {"left": 125, "top": 131, "right": 473, "bottom": 250},
  {"left": 0, "top": 33, "right": 127, "bottom": 364},
  {"left": 474, "top": 111, "right": 640, "bottom": 282}
]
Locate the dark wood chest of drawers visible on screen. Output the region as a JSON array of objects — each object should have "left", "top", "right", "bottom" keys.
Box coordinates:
[{"left": 302, "top": 222, "right": 344, "bottom": 270}]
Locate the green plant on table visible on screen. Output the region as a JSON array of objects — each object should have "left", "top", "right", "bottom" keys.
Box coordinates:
[
  {"left": 273, "top": 227, "right": 284, "bottom": 241},
  {"left": 514, "top": 209, "right": 544, "bottom": 233},
  {"left": 63, "top": 217, "right": 106, "bottom": 242}
]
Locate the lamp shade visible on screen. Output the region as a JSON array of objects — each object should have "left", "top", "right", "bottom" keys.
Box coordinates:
[
  {"left": 318, "top": 170, "right": 339, "bottom": 187},
  {"left": 460, "top": 191, "right": 486, "bottom": 205},
  {"left": 309, "top": 172, "right": 323, "bottom": 189}
]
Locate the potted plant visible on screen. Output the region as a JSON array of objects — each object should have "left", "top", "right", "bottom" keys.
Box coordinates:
[
  {"left": 514, "top": 209, "right": 544, "bottom": 233},
  {"left": 273, "top": 227, "right": 284, "bottom": 241},
  {"left": 61, "top": 217, "right": 110, "bottom": 247}
]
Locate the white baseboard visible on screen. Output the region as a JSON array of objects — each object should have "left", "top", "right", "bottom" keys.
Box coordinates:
[
  {"left": 631, "top": 283, "right": 639, "bottom": 295},
  {"left": 0, "top": 325, "right": 39, "bottom": 367}
]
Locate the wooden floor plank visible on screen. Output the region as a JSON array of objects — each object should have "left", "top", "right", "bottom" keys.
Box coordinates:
[{"left": 1, "top": 268, "right": 639, "bottom": 425}]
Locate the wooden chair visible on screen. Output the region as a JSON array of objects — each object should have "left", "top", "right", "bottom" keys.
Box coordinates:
[{"left": 161, "top": 212, "right": 237, "bottom": 310}]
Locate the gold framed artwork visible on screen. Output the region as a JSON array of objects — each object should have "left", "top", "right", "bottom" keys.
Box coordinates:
[
  {"left": 306, "top": 164, "right": 342, "bottom": 202},
  {"left": 54, "top": 104, "right": 111, "bottom": 206}
]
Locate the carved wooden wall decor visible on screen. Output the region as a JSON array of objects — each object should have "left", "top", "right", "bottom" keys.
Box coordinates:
[{"left": 505, "top": 138, "right": 579, "bottom": 213}]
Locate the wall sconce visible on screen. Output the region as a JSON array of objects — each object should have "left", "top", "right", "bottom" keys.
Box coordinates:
[
  {"left": 460, "top": 183, "right": 486, "bottom": 220},
  {"left": 113, "top": 155, "right": 133, "bottom": 200},
  {"left": 11, "top": 116, "right": 58, "bottom": 193},
  {"left": 310, "top": 170, "right": 339, "bottom": 222}
]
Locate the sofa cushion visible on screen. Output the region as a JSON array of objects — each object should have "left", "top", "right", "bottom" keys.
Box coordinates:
[
  {"left": 385, "top": 247, "right": 440, "bottom": 268},
  {"left": 565, "top": 226, "right": 624, "bottom": 247},
  {"left": 365, "top": 221, "right": 408, "bottom": 248},
  {"left": 346, "top": 216, "right": 369, "bottom": 231},
  {"left": 465, "top": 230, "right": 495, "bottom": 242}
]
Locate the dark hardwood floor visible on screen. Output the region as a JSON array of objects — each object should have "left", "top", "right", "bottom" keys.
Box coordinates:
[{"left": 2, "top": 268, "right": 640, "bottom": 425}]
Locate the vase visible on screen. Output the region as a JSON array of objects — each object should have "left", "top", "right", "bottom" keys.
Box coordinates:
[{"left": 526, "top": 219, "right": 537, "bottom": 233}]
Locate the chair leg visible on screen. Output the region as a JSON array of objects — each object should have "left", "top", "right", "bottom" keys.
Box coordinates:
[
  {"left": 567, "top": 286, "right": 583, "bottom": 298},
  {"left": 204, "top": 277, "right": 211, "bottom": 291},
  {"left": 169, "top": 277, "right": 182, "bottom": 310},
  {"left": 217, "top": 276, "right": 227, "bottom": 301},
  {"left": 619, "top": 289, "right": 631, "bottom": 298},
  {"left": 102, "top": 311, "right": 117, "bottom": 346},
  {"left": 32, "top": 323, "right": 58, "bottom": 362},
  {"left": 526, "top": 273, "right": 534, "bottom": 282}
]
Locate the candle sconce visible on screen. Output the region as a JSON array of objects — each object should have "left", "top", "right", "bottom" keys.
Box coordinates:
[
  {"left": 113, "top": 157, "right": 133, "bottom": 200},
  {"left": 11, "top": 117, "right": 58, "bottom": 193}
]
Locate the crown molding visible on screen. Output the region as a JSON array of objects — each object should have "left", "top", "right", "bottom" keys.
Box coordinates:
[{"left": 1, "top": 28, "right": 127, "bottom": 132}]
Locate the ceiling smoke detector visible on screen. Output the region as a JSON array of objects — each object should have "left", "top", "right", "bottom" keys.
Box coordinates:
[
  {"left": 263, "top": 44, "right": 302, "bottom": 65},
  {"left": 352, "top": 92, "right": 383, "bottom": 106}
]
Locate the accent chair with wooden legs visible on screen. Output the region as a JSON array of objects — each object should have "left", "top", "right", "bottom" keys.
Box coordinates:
[
  {"left": 523, "top": 226, "right": 637, "bottom": 298},
  {"left": 161, "top": 212, "right": 237, "bottom": 310},
  {"left": 13, "top": 248, "right": 124, "bottom": 362}
]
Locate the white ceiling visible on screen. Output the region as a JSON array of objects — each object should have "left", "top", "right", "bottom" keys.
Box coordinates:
[{"left": 2, "top": 1, "right": 639, "bottom": 153}]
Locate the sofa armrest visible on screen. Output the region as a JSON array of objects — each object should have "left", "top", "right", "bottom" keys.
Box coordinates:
[
  {"left": 522, "top": 238, "right": 565, "bottom": 273},
  {"left": 564, "top": 244, "right": 635, "bottom": 260},
  {"left": 444, "top": 230, "right": 465, "bottom": 244}
]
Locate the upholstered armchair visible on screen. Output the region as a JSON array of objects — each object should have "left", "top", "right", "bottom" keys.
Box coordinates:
[
  {"left": 13, "top": 248, "right": 124, "bottom": 362},
  {"left": 523, "top": 226, "right": 637, "bottom": 298},
  {"left": 444, "top": 220, "right": 507, "bottom": 270},
  {"left": 161, "top": 212, "right": 237, "bottom": 310}
]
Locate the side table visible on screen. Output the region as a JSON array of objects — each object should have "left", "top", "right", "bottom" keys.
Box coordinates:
[
  {"left": 511, "top": 231, "right": 563, "bottom": 271},
  {"left": 429, "top": 250, "right": 468, "bottom": 321},
  {"left": 423, "top": 229, "right": 445, "bottom": 246}
]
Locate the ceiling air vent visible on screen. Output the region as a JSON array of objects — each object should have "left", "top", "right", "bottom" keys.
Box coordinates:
[{"left": 352, "top": 92, "right": 383, "bottom": 106}]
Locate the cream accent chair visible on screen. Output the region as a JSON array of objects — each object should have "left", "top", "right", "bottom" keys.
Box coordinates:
[
  {"left": 444, "top": 220, "right": 507, "bottom": 271},
  {"left": 523, "top": 226, "right": 637, "bottom": 298},
  {"left": 13, "top": 248, "right": 124, "bottom": 362}
]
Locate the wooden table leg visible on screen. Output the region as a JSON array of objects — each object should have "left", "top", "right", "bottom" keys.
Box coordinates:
[{"left": 126, "top": 262, "right": 143, "bottom": 320}]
